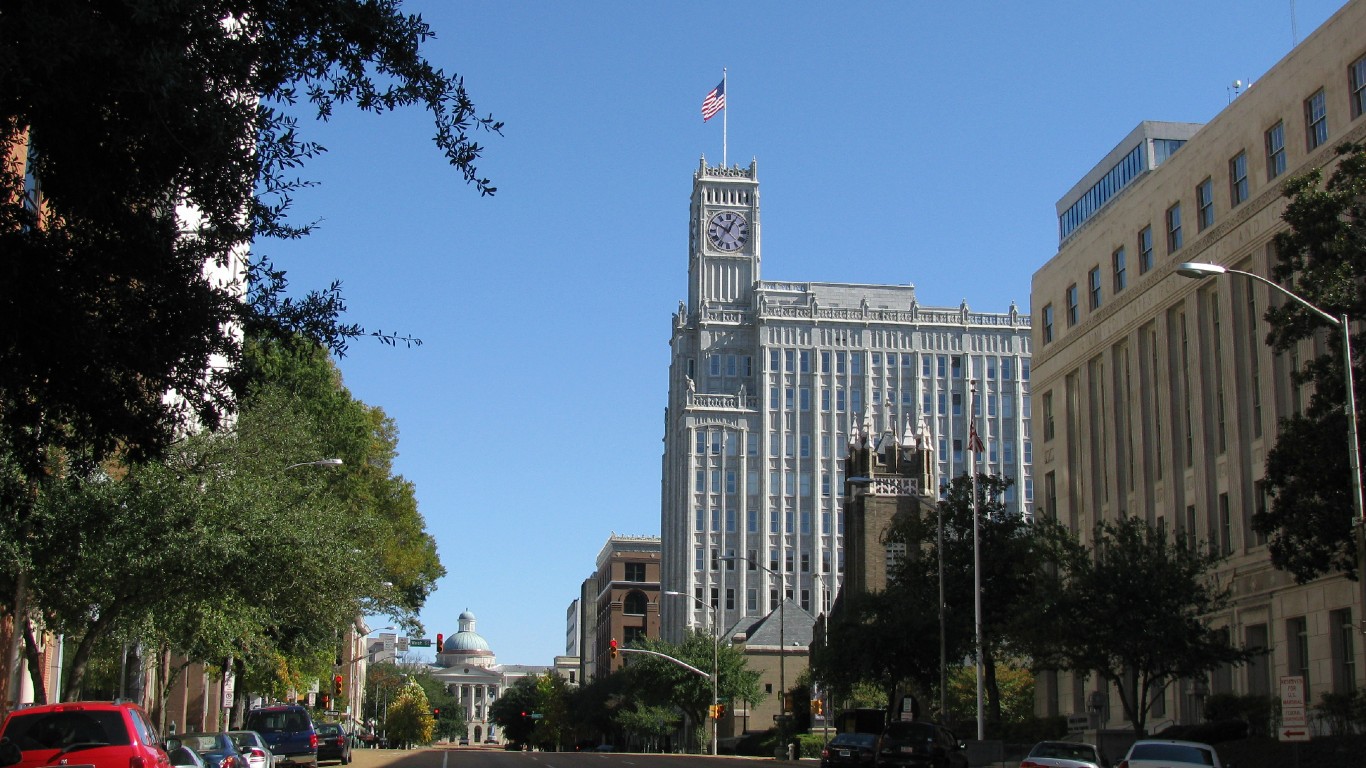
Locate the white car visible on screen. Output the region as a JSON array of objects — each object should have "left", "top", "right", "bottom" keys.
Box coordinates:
[
  {"left": 1117, "top": 739, "right": 1221, "bottom": 768},
  {"left": 1020, "top": 740, "right": 1108, "bottom": 768}
]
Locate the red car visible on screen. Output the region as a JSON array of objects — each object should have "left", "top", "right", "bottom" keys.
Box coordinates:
[{"left": 0, "top": 701, "right": 172, "bottom": 768}]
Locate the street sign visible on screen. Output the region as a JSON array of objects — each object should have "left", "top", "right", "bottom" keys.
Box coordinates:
[
  {"left": 409, "top": 639, "right": 432, "bottom": 647},
  {"left": 397, "top": 636, "right": 409, "bottom": 652},
  {"left": 1278, "top": 675, "right": 1309, "bottom": 742}
]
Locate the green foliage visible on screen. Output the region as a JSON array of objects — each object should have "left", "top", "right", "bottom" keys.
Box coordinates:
[
  {"left": 384, "top": 680, "right": 434, "bottom": 747},
  {"left": 613, "top": 703, "right": 677, "bottom": 752},
  {"left": 488, "top": 677, "right": 539, "bottom": 747},
  {"left": 1204, "top": 693, "right": 1276, "bottom": 738},
  {"left": 1019, "top": 516, "right": 1254, "bottom": 736},
  {"left": 1316, "top": 690, "right": 1366, "bottom": 735},
  {"left": 795, "top": 732, "right": 827, "bottom": 758},
  {"left": 623, "top": 630, "right": 762, "bottom": 752},
  {"left": 1259, "top": 142, "right": 1366, "bottom": 583},
  {"left": 944, "top": 661, "right": 1034, "bottom": 727}
]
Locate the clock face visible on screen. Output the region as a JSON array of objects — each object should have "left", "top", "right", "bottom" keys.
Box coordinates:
[{"left": 707, "top": 211, "right": 749, "bottom": 252}]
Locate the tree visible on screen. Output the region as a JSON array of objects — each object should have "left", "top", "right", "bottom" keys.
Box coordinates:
[
  {"left": 1, "top": 0, "right": 494, "bottom": 707},
  {"left": 1020, "top": 516, "right": 1254, "bottom": 736},
  {"left": 812, "top": 585, "right": 940, "bottom": 719},
  {"left": 613, "top": 703, "right": 678, "bottom": 752},
  {"left": 1258, "top": 142, "right": 1366, "bottom": 582},
  {"left": 384, "top": 680, "right": 435, "bottom": 748},
  {"left": 489, "top": 677, "right": 539, "bottom": 748},
  {"left": 624, "top": 630, "right": 763, "bottom": 753}
]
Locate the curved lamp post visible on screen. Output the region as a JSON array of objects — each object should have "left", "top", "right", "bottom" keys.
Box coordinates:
[
  {"left": 1176, "top": 261, "right": 1365, "bottom": 640},
  {"left": 665, "top": 591, "right": 719, "bottom": 755}
]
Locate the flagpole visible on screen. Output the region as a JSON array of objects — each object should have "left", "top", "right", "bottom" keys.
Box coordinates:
[
  {"left": 971, "top": 379, "right": 984, "bottom": 742},
  {"left": 722, "top": 68, "right": 728, "bottom": 167}
]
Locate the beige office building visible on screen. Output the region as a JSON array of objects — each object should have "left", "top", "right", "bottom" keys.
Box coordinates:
[{"left": 1030, "top": 0, "right": 1366, "bottom": 729}]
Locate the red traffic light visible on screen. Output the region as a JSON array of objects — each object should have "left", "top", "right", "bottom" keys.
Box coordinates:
[
  {"left": 609, "top": 638, "right": 618, "bottom": 659},
  {"left": 436, "top": 633, "right": 444, "bottom": 649}
]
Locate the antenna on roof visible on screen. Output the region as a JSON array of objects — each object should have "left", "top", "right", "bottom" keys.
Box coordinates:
[
  {"left": 1290, "top": 0, "right": 1299, "bottom": 47},
  {"left": 1228, "top": 79, "right": 1243, "bottom": 104}
]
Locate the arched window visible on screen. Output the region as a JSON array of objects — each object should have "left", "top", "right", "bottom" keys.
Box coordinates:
[{"left": 623, "top": 590, "right": 648, "bottom": 616}]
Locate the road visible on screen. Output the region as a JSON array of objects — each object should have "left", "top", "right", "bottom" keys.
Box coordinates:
[{"left": 342, "top": 746, "right": 799, "bottom": 768}]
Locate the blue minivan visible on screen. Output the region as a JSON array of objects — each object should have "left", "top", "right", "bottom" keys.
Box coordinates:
[{"left": 244, "top": 706, "right": 317, "bottom": 768}]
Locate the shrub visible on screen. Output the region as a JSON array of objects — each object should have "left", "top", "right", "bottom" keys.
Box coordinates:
[{"left": 1204, "top": 693, "right": 1275, "bottom": 737}]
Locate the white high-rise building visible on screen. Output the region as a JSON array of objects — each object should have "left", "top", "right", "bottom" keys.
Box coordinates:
[{"left": 660, "top": 158, "right": 1034, "bottom": 641}]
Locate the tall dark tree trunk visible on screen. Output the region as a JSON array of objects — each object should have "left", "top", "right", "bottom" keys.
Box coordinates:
[
  {"left": 982, "top": 647, "right": 1002, "bottom": 725},
  {"left": 21, "top": 619, "right": 47, "bottom": 704},
  {"left": 61, "top": 612, "right": 116, "bottom": 702}
]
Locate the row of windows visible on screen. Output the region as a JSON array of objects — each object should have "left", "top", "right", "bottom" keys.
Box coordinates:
[
  {"left": 1041, "top": 54, "right": 1366, "bottom": 346},
  {"left": 694, "top": 547, "right": 839, "bottom": 575},
  {"left": 693, "top": 583, "right": 833, "bottom": 614}
]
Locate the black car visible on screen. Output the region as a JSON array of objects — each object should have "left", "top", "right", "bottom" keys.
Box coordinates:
[
  {"left": 822, "top": 732, "right": 878, "bottom": 768},
  {"left": 313, "top": 725, "right": 350, "bottom": 766},
  {"left": 873, "top": 721, "right": 967, "bottom": 768}
]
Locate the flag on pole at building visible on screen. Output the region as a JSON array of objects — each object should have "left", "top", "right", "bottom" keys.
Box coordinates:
[
  {"left": 968, "top": 419, "right": 985, "bottom": 454},
  {"left": 702, "top": 79, "right": 726, "bottom": 121}
]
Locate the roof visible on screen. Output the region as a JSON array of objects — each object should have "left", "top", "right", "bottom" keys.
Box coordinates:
[{"left": 724, "top": 599, "right": 816, "bottom": 649}]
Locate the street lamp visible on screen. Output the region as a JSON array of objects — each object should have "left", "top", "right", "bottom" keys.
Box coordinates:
[
  {"left": 1177, "top": 261, "right": 1366, "bottom": 640},
  {"left": 665, "top": 591, "right": 719, "bottom": 756},
  {"left": 284, "top": 458, "right": 344, "bottom": 471},
  {"left": 719, "top": 554, "right": 786, "bottom": 722}
]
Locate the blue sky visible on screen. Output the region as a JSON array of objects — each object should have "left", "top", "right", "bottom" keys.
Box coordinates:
[{"left": 264, "top": 1, "right": 1347, "bottom": 665}]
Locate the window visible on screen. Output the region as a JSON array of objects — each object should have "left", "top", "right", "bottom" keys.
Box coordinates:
[
  {"left": 1266, "top": 121, "right": 1286, "bottom": 180},
  {"left": 623, "top": 591, "right": 648, "bottom": 616},
  {"left": 1138, "top": 226, "right": 1154, "bottom": 274},
  {"left": 1088, "top": 266, "right": 1102, "bottom": 310},
  {"left": 1166, "top": 203, "right": 1183, "bottom": 253},
  {"left": 1113, "top": 247, "right": 1127, "bottom": 293},
  {"left": 1288, "top": 616, "right": 1310, "bottom": 688},
  {"left": 1305, "top": 88, "right": 1328, "bottom": 150},
  {"left": 1043, "top": 391, "right": 1055, "bottom": 441},
  {"left": 1353, "top": 54, "right": 1366, "bottom": 119},
  {"left": 1196, "top": 177, "right": 1215, "bottom": 231},
  {"left": 1065, "top": 284, "right": 1079, "bottom": 327},
  {"left": 625, "top": 562, "right": 646, "bottom": 582},
  {"left": 1229, "top": 151, "right": 1248, "bottom": 206},
  {"left": 1330, "top": 609, "right": 1356, "bottom": 692},
  {"left": 1042, "top": 304, "right": 1054, "bottom": 343}
]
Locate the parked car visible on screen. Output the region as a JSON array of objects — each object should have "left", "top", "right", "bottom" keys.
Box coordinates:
[
  {"left": 821, "top": 732, "right": 878, "bottom": 768},
  {"left": 244, "top": 706, "right": 316, "bottom": 768},
  {"left": 1021, "top": 740, "right": 1109, "bottom": 768},
  {"left": 170, "top": 733, "right": 244, "bottom": 768},
  {"left": 0, "top": 700, "right": 172, "bottom": 768},
  {"left": 1116, "top": 739, "right": 1221, "bottom": 768},
  {"left": 226, "top": 731, "right": 274, "bottom": 768},
  {"left": 167, "top": 744, "right": 208, "bottom": 768},
  {"left": 313, "top": 724, "right": 349, "bottom": 765},
  {"left": 873, "top": 721, "right": 968, "bottom": 768}
]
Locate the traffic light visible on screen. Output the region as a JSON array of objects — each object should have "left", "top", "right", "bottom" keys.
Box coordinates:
[
  {"left": 321, "top": 694, "right": 330, "bottom": 709},
  {"left": 609, "top": 638, "right": 618, "bottom": 659},
  {"left": 707, "top": 705, "right": 717, "bottom": 719},
  {"left": 436, "top": 633, "right": 444, "bottom": 650},
  {"left": 333, "top": 674, "right": 342, "bottom": 696},
  {"left": 432, "top": 708, "right": 440, "bottom": 718},
  {"left": 811, "top": 699, "right": 823, "bottom": 716},
  {"left": 717, "top": 703, "right": 726, "bottom": 719}
]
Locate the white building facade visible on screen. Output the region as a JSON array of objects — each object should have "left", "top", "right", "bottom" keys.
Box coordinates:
[
  {"left": 660, "top": 158, "right": 1034, "bottom": 641},
  {"left": 1030, "top": 0, "right": 1366, "bottom": 727}
]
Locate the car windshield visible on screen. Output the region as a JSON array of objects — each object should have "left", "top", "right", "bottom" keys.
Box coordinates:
[
  {"left": 316, "top": 725, "right": 339, "bottom": 736},
  {"left": 248, "top": 712, "right": 309, "bottom": 732},
  {"left": 177, "top": 735, "right": 225, "bottom": 753},
  {"left": 883, "top": 722, "right": 938, "bottom": 740},
  {"left": 1033, "top": 743, "right": 1098, "bottom": 760},
  {"left": 1130, "top": 743, "right": 1215, "bottom": 766},
  {"left": 228, "top": 733, "right": 262, "bottom": 748},
  {"left": 2, "top": 709, "right": 132, "bottom": 749},
  {"left": 833, "top": 734, "right": 877, "bottom": 747}
]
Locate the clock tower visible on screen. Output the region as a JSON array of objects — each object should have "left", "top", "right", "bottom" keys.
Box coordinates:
[{"left": 687, "top": 156, "right": 760, "bottom": 315}]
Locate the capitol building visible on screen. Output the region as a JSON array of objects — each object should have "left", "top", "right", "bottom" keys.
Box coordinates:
[{"left": 425, "top": 610, "right": 571, "bottom": 744}]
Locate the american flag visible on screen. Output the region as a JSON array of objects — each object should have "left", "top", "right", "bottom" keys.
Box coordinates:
[
  {"left": 702, "top": 79, "right": 725, "bottom": 122},
  {"left": 968, "top": 420, "right": 985, "bottom": 454}
]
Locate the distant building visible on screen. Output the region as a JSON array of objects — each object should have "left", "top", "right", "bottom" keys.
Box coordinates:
[
  {"left": 660, "top": 158, "right": 1034, "bottom": 656},
  {"left": 1030, "top": 0, "right": 1366, "bottom": 726},
  {"left": 590, "top": 534, "right": 662, "bottom": 678}
]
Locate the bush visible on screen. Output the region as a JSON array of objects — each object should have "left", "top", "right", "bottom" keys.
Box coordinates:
[
  {"left": 1317, "top": 690, "right": 1366, "bottom": 735},
  {"left": 1204, "top": 693, "right": 1275, "bottom": 738},
  {"left": 796, "top": 733, "right": 826, "bottom": 758}
]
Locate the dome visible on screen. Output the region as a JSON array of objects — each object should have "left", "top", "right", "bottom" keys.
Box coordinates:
[
  {"left": 443, "top": 630, "right": 491, "bottom": 653},
  {"left": 441, "top": 609, "right": 493, "bottom": 656}
]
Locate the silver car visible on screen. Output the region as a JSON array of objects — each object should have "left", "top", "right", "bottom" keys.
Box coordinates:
[
  {"left": 1021, "top": 740, "right": 1108, "bottom": 768},
  {"left": 227, "top": 731, "right": 276, "bottom": 768},
  {"left": 1116, "top": 739, "right": 1221, "bottom": 768}
]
